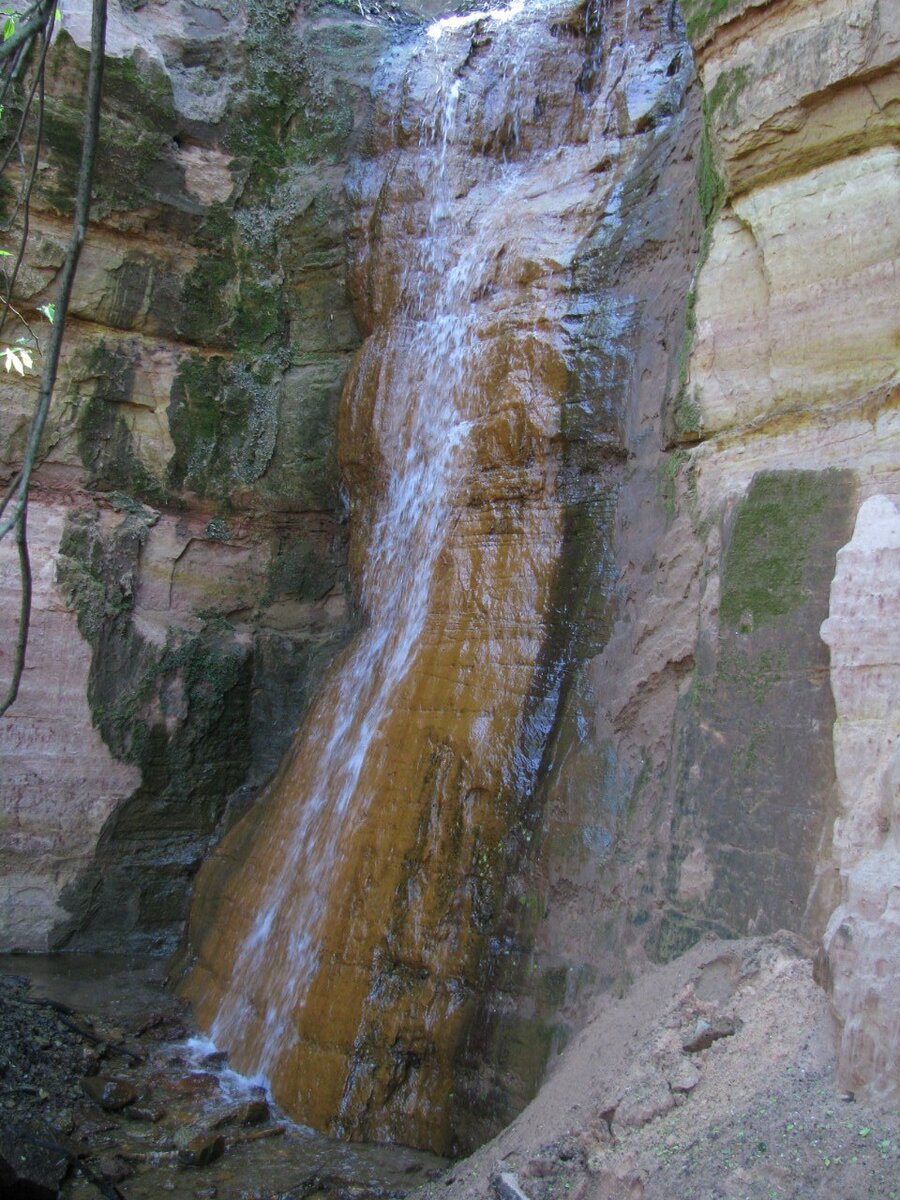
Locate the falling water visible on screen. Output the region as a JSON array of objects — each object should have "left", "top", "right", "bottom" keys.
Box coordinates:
[
  {"left": 204, "top": 62, "right": 482, "bottom": 1078},
  {"left": 183, "top": 0, "right": 692, "bottom": 1152}
]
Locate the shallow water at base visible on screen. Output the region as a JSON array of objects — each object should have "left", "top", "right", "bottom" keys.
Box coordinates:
[{"left": 0, "top": 954, "right": 447, "bottom": 1200}]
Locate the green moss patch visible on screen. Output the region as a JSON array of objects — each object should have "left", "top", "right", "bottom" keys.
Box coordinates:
[
  {"left": 167, "top": 353, "right": 280, "bottom": 501},
  {"left": 41, "top": 35, "right": 178, "bottom": 215},
  {"left": 679, "top": 0, "right": 746, "bottom": 43},
  {"left": 719, "top": 472, "right": 833, "bottom": 631},
  {"left": 75, "top": 341, "right": 168, "bottom": 506}
]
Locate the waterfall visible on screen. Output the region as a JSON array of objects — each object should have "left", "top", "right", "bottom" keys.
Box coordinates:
[
  {"left": 198, "top": 44, "right": 487, "bottom": 1083},
  {"left": 182, "top": 0, "right": 691, "bottom": 1152}
]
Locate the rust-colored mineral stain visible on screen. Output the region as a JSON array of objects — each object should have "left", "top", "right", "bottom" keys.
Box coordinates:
[{"left": 181, "top": 0, "right": 658, "bottom": 1153}]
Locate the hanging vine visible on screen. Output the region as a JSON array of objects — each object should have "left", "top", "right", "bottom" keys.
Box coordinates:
[{"left": 0, "top": 0, "right": 106, "bottom": 715}]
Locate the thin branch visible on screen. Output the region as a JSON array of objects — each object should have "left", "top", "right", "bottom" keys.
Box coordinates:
[
  {"left": 0, "top": 0, "right": 106, "bottom": 714},
  {"left": 0, "top": 0, "right": 105, "bottom": 546},
  {"left": 0, "top": 20, "right": 49, "bottom": 338},
  {"left": 0, "top": 4, "right": 53, "bottom": 184},
  {"left": 0, "top": 0, "right": 54, "bottom": 63},
  {"left": 0, "top": 296, "right": 41, "bottom": 344},
  {"left": 0, "top": 504, "right": 30, "bottom": 716}
]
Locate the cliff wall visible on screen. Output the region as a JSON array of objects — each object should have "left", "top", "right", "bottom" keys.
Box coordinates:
[
  {"left": 500, "top": 0, "right": 898, "bottom": 1126},
  {"left": 0, "top": 0, "right": 896, "bottom": 1148},
  {"left": 0, "top": 0, "right": 399, "bottom": 953}
]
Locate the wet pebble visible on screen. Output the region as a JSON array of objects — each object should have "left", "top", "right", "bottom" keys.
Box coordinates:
[
  {"left": 171, "top": 1072, "right": 220, "bottom": 1099},
  {"left": 200, "top": 1049, "right": 228, "bottom": 1069},
  {"left": 95, "top": 1154, "right": 134, "bottom": 1183},
  {"left": 81, "top": 1075, "right": 138, "bottom": 1111},
  {"left": 177, "top": 1132, "right": 226, "bottom": 1168},
  {"left": 124, "top": 1100, "right": 167, "bottom": 1122},
  {"left": 210, "top": 1098, "right": 270, "bottom": 1129}
]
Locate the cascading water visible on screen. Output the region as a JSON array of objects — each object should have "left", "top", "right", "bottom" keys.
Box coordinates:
[
  {"left": 183, "top": 0, "right": 693, "bottom": 1154},
  {"left": 193, "top": 46, "right": 482, "bottom": 1085}
]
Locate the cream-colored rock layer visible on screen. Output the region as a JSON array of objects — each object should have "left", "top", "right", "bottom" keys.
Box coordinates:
[
  {"left": 692, "top": 392, "right": 900, "bottom": 513},
  {"left": 0, "top": 501, "right": 140, "bottom": 951},
  {"left": 688, "top": 147, "right": 899, "bottom": 438},
  {"left": 820, "top": 495, "right": 900, "bottom": 1105},
  {"left": 698, "top": 0, "right": 899, "bottom": 193}
]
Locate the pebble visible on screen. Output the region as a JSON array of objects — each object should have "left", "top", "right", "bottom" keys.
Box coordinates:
[
  {"left": 200, "top": 1050, "right": 228, "bottom": 1069},
  {"left": 683, "top": 1016, "right": 737, "bottom": 1053},
  {"left": 668, "top": 1058, "right": 701, "bottom": 1093},
  {"left": 210, "top": 1098, "right": 270, "bottom": 1129},
  {"left": 80, "top": 1075, "right": 138, "bottom": 1111},
  {"left": 124, "top": 1102, "right": 167, "bottom": 1123},
  {"left": 494, "top": 1172, "right": 532, "bottom": 1200},
  {"left": 177, "top": 1132, "right": 226, "bottom": 1168},
  {"left": 96, "top": 1155, "right": 134, "bottom": 1183}
]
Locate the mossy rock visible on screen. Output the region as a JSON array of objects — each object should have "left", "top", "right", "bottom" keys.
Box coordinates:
[
  {"left": 74, "top": 341, "right": 169, "bottom": 505},
  {"left": 41, "top": 35, "right": 180, "bottom": 216},
  {"left": 719, "top": 471, "right": 833, "bottom": 630},
  {"left": 167, "top": 353, "right": 280, "bottom": 501}
]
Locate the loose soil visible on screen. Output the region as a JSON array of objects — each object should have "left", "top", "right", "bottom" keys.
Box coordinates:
[
  {"left": 0, "top": 936, "right": 896, "bottom": 1200},
  {"left": 421, "top": 934, "right": 898, "bottom": 1200}
]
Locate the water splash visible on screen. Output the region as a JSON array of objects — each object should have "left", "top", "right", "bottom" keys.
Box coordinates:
[{"left": 427, "top": 0, "right": 525, "bottom": 40}]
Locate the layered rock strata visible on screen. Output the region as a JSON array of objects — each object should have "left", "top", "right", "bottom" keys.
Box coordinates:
[
  {"left": 0, "top": 0, "right": 398, "bottom": 952},
  {"left": 182, "top": 0, "right": 702, "bottom": 1155},
  {"left": 0, "top": 0, "right": 896, "bottom": 1155},
  {"left": 820, "top": 495, "right": 900, "bottom": 1107},
  {"left": 501, "top": 0, "right": 898, "bottom": 1125}
]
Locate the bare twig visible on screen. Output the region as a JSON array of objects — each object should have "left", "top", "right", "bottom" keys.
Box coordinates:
[
  {"left": 0, "top": 3, "right": 53, "bottom": 183},
  {"left": 0, "top": 504, "right": 30, "bottom": 715},
  {"left": 0, "top": 0, "right": 107, "bottom": 714},
  {"left": 0, "top": 1, "right": 55, "bottom": 63}
]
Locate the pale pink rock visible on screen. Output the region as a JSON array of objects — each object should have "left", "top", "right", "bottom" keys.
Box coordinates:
[{"left": 820, "top": 495, "right": 900, "bottom": 1106}]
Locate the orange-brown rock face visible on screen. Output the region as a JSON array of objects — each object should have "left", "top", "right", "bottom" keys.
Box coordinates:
[{"left": 182, "top": 0, "right": 695, "bottom": 1153}]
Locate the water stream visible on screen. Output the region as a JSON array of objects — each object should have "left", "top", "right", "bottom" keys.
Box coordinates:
[{"left": 183, "top": 0, "right": 691, "bottom": 1152}]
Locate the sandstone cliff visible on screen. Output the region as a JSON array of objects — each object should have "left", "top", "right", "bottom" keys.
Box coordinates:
[
  {"left": 0, "top": 0, "right": 397, "bottom": 953},
  {"left": 0, "top": 0, "right": 896, "bottom": 1158}
]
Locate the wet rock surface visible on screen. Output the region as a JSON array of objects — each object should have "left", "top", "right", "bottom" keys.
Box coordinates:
[{"left": 0, "top": 957, "right": 446, "bottom": 1200}]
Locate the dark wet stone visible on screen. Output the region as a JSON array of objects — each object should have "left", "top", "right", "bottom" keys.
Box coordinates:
[
  {"left": 200, "top": 1050, "right": 228, "bottom": 1069},
  {"left": 80, "top": 1075, "right": 138, "bottom": 1111},
  {"left": 0, "top": 1119, "right": 70, "bottom": 1200},
  {"left": 124, "top": 1101, "right": 167, "bottom": 1122},
  {"left": 0, "top": 974, "right": 29, "bottom": 991},
  {"left": 210, "top": 1098, "right": 270, "bottom": 1129},
  {"left": 171, "top": 1072, "right": 219, "bottom": 1099},
  {"left": 96, "top": 1154, "right": 134, "bottom": 1183},
  {"left": 177, "top": 1132, "right": 225, "bottom": 1168}
]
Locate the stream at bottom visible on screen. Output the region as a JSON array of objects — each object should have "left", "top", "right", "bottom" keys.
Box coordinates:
[{"left": 0, "top": 955, "right": 447, "bottom": 1200}]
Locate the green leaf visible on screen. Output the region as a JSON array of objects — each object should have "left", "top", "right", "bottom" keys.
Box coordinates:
[
  {"left": 2, "top": 15, "right": 15, "bottom": 40},
  {"left": 38, "top": 302, "right": 55, "bottom": 323}
]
